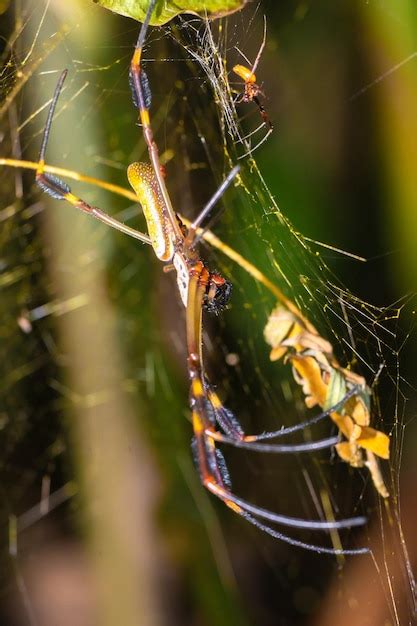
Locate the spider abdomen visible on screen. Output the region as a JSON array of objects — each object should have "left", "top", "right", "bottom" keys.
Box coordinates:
[
  {"left": 127, "top": 161, "right": 175, "bottom": 262},
  {"left": 233, "top": 64, "right": 256, "bottom": 84}
]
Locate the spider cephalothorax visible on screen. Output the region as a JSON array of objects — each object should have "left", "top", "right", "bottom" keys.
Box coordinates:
[{"left": 204, "top": 273, "right": 232, "bottom": 313}]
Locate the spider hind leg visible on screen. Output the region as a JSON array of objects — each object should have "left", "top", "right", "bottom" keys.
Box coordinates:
[
  {"left": 189, "top": 375, "right": 368, "bottom": 554},
  {"left": 198, "top": 434, "right": 368, "bottom": 555}
]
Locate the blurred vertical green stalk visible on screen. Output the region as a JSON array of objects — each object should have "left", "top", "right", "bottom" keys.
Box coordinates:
[
  {"left": 28, "top": 1, "right": 163, "bottom": 624},
  {"left": 363, "top": 2, "right": 417, "bottom": 290}
]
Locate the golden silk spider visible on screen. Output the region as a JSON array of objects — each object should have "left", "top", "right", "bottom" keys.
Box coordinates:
[{"left": 33, "top": 0, "right": 368, "bottom": 555}]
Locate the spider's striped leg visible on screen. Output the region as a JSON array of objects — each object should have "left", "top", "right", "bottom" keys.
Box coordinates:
[
  {"left": 186, "top": 266, "right": 368, "bottom": 554},
  {"left": 35, "top": 70, "right": 150, "bottom": 245},
  {"left": 129, "top": 0, "right": 183, "bottom": 243},
  {"left": 37, "top": 169, "right": 151, "bottom": 244},
  {"left": 204, "top": 385, "right": 360, "bottom": 452},
  {"left": 187, "top": 264, "right": 232, "bottom": 491}
]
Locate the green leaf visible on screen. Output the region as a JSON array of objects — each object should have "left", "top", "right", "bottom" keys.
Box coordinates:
[{"left": 93, "top": 0, "right": 247, "bottom": 25}]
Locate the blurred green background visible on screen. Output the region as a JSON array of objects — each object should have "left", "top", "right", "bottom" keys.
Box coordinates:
[{"left": 0, "top": 0, "right": 416, "bottom": 624}]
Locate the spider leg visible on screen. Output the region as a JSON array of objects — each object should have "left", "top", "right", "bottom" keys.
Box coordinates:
[
  {"left": 238, "top": 126, "right": 274, "bottom": 161},
  {"left": 186, "top": 268, "right": 368, "bottom": 554},
  {"left": 232, "top": 510, "right": 369, "bottom": 555},
  {"left": 129, "top": 0, "right": 183, "bottom": 243},
  {"left": 238, "top": 121, "right": 267, "bottom": 142},
  {"left": 250, "top": 15, "right": 268, "bottom": 77},
  {"left": 206, "top": 385, "right": 359, "bottom": 445},
  {"left": 208, "top": 431, "right": 340, "bottom": 453},
  {"left": 205, "top": 479, "right": 367, "bottom": 533},
  {"left": 253, "top": 95, "right": 273, "bottom": 131},
  {"left": 185, "top": 166, "right": 240, "bottom": 248},
  {"left": 234, "top": 45, "right": 252, "bottom": 69},
  {"left": 193, "top": 422, "right": 368, "bottom": 554},
  {"left": 233, "top": 92, "right": 245, "bottom": 105},
  {"left": 36, "top": 70, "right": 151, "bottom": 245}
]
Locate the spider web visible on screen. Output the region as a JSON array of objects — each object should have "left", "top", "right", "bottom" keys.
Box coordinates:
[
  {"left": 174, "top": 9, "right": 416, "bottom": 621},
  {"left": 0, "top": 1, "right": 416, "bottom": 624}
]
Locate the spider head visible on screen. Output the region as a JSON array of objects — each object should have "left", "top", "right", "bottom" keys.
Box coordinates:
[{"left": 205, "top": 274, "right": 232, "bottom": 313}]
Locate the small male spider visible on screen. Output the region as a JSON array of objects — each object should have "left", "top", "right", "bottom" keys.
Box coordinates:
[{"left": 233, "top": 17, "right": 273, "bottom": 131}]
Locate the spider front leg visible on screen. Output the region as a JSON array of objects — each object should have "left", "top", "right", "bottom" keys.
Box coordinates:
[
  {"left": 129, "top": 0, "right": 183, "bottom": 244},
  {"left": 186, "top": 268, "right": 368, "bottom": 555},
  {"left": 36, "top": 69, "right": 151, "bottom": 246}
]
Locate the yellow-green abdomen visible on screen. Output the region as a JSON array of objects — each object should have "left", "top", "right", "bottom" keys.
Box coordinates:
[{"left": 127, "top": 162, "right": 174, "bottom": 262}]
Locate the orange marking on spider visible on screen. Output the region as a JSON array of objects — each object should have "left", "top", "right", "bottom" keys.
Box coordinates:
[
  {"left": 192, "top": 411, "right": 204, "bottom": 435},
  {"left": 233, "top": 17, "right": 273, "bottom": 131},
  {"left": 191, "top": 379, "right": 204, "bottom": 398},
  {"left": 233, "top": 64, "right": 257, "bottom": 84}
]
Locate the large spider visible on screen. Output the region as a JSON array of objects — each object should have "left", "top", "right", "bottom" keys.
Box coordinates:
[{"left": 34, "top": 0, "right": 368, "bottom": 555}]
